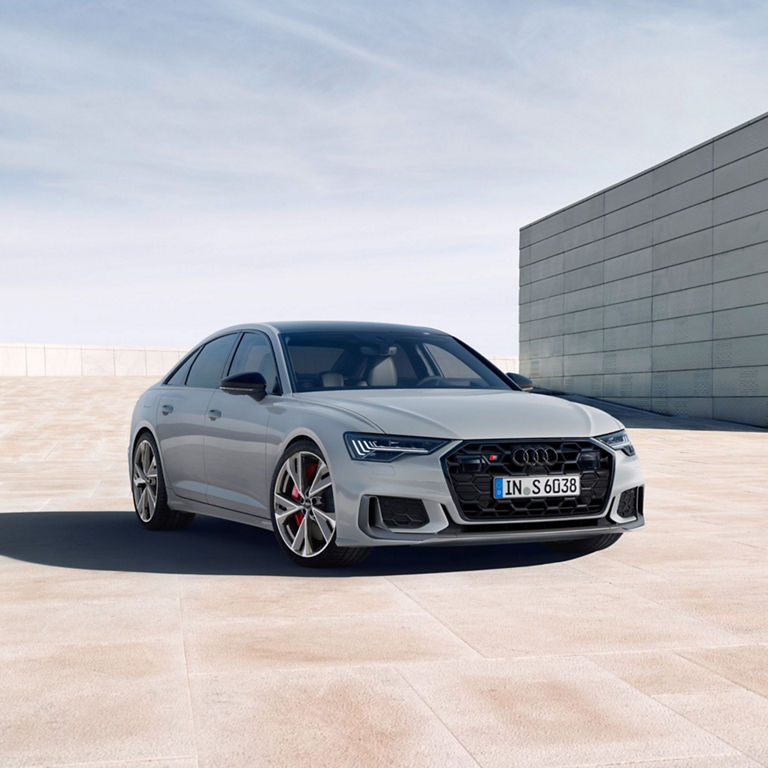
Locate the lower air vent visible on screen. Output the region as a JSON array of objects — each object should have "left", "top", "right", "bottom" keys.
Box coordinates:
[{"left": 377, "top": 497, "right": 429, "bottom": 529}]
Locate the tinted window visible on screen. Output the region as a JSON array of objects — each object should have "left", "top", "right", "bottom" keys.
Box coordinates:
[
  {"left": 282, "top": 332, "right": 510, "bottom": 392},
  {"left": 228, "top": 332, "right": 280, "bottom": 394},
  {"left": 186, "top": 334, "right": 237, "bottom": 389},
  {"left": 165, "top": 349, "right": 199, "bottom": 386}
]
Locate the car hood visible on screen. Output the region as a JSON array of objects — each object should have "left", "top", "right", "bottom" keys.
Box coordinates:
[{"left": 295, "top": 389, "right": 622, "bottom": 440}]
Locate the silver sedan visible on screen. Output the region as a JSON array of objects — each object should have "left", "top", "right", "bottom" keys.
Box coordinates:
[{"left": 129, "top": 322, "right": 644, "bottom": 567}]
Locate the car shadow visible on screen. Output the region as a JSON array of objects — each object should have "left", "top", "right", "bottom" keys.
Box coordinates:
[{"left": 0, "top": 510, "right": 574, "bottom": 577}]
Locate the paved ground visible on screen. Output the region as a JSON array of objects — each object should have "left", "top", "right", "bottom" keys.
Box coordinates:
[{"left": 1, "top": 377, "right": 767, "bottom": 768}]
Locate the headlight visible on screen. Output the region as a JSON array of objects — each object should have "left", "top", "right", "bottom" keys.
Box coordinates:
[
  {"left": 344, "top": 432, "right": 449, "bottom": 462},
  {"left": 595, "top": 429, "right": 635, "bottom": 456}
]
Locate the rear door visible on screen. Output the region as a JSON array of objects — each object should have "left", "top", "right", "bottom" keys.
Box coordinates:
[
  {"left": 204, "top": 331, "right": 282, "bottom": 517},
  {"left": 155, "top": 334, "right": 238, "bottom": 503}
]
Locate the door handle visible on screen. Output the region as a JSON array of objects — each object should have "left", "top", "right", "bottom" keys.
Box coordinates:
[
  {"left": 208, "top": 409, "right": 222, "bottom": 421},
  {"left": 161, "top": 404, "right": 173, "bottom": 415}
]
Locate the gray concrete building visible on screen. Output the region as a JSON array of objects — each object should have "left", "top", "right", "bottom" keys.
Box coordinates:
[{"left": 519, "top": 112, "right": 768, "bottom": 428}]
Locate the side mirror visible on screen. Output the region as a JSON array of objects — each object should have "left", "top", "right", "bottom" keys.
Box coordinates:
[
  {"left": 506, "top": 372, "right": 533, "bottom": 392},
  {"left": 219, "top": 371, "right": 267, "bottom": 401}
]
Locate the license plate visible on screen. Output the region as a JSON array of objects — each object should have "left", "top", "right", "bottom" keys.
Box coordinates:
[{"left": 493, "top": 475, "right": 581, "bottom": 499}]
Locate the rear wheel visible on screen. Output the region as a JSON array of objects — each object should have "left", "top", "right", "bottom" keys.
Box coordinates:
[
  {"left": 544, "top": 533, "right": 622, "bottom": 555},
  {"left": 131, "top": 433, "right": 195, "bottom": 531},
  {"left": 270, "top": 440, "right": 369, "bottom": 568}
]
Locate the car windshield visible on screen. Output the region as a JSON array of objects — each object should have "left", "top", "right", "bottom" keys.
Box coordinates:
[{"left": 281, "top": 331, "right": 511, "bottom": 392}]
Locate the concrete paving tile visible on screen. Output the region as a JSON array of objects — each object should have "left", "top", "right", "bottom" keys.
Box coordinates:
[
  {"left": 26, "top": 761, "right": 197, "bottom": 768},
  {"left": 581, "top": 756, "right": 762, "bottom": 767},
  {"left": 183, "top": 613, "right": 478, "bottom": 673},
  {"left": 400, "top": 657, "right": 739, "bottom": 768},
  {"left": 189, "top": 666, "right": 478, "bottom": 768},
  {"left": 401, "top": 583, "right": 741, "bottom": 657},
  {"left": 680, "top": 645, "right": 768, "bottom": 698},
  {"left": 0, "top": 641, "right": 195, "bottom": 767}
]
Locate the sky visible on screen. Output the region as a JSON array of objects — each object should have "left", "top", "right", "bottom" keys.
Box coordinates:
[{"left": 2, "top": 1, "right": 768, "bottom": 355}]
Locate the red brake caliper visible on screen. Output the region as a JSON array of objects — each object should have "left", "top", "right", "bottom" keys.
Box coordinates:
[{"left": 292, "top": 461, "right": 318, "bottom": 528}]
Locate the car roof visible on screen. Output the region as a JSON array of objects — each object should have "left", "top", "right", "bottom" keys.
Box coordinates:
[{"left": 210, "top": 321, "right": 447, "bottom": 336}]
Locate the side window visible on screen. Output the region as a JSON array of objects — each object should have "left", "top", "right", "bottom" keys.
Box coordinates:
[
  {"left": 424, "top": 342, "right": 481, "bottom": 379},
  {"left": 165, "top": 349, "right": 199, "bottom": 386},
  {"left": 228, "top": 332, "right": 281, "bottom": 394},
  {"left": 186, "top": 334, "right": 238, "bottom": 389}
]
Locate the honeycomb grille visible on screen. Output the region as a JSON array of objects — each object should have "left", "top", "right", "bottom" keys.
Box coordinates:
[
  {"left": 377, "top": 496, "right": 429, "bottom": 529},
  {"left": 443, "top": 440, "right": 613, "bottom": 522}
]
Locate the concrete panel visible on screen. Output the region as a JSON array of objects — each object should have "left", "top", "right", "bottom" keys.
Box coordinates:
[
  {"left": 713, "top": 114, "right": 768, "bottom": 167},
  {"left": 0, "top": 345, "right": 27, "bottom": 376},
  {"left": 652, "top": 229, "right": 712, "bottom": 269},
  {"left": 520, "top": 228, "right": 532, "bottom": 249},
  {"left": 528, "top": 273, "right": 564, "bottom": 302},
  {"left": 603, "top": 273, "right": 652, "bottom": 304},
  {"left": 562, "top": 241, "right": 604, "bottom": 271},
  {"left": 652, "top": 370, "right": 712, "bottom": 398},
  {"left": 713, "top": 335, "right": 768, "bottom": 368},
  {"left": 519, "top": 245, "right": 532, "bottom": 267},
  {"left": 713, "top": 178, "right": 768, "bottom": 226},
  {"left": 524, "top": 252, "right": 564, "bottom": 284},
  {"left": 652, "top": 174, "right": 712, "bottom": 219},
  {"left": 525, "top": 355, "right": 563, "bottom": 378},
  {"left": 713, "top": 242, "right": 768, "bottom": 282},
  {"left": 713, "top": 303, "right": 768, "bottom": 339},
  {"left": 522, "top": 211, "right": 564, "bottom": 248},
  {"left": 652, "top": 341, "right": 712, "bottom": 372},
  {"left": 651, "top": 396, "right": 713, "bottom": 420},
  {"left": 602, "top": 396, "right": 653, "bottom": 410},
  {"left": 530, "top": 232, "right": 564, "bottom": 263},
  {"left": 603, "top": 222, "right": 652, "bottom": 260},
  {"left": 44, "top": 346, "right": 82, "bottom": 376},
  {"left": 603, "top": 347, "right": 652, "bottom": 374},
  {"left": 25, "top": 344, "right": 45, "bottom": 376},
  {"left": 519, "top": 283, "right": 532, "bottom": 306},
  {"left": 564, "top": 284, "right": 603, "bottom": 312},
  {"left": 563, "top": 307, "right": 603, "bottom": 333},
  {"left": 114, "top": 349, "right": 147, "bottom": 376},
  {"left": 561, "top": 194, "right": 603, "bottom": 230},
  {"left": 604, "top": 248, "right": 652, "bottom": 283},
  {"left": 713, "top": 396, "right": 768, "bottom": 427},
  {"left": 604, "top": 322, "right": 652, "bottom": 351},
  {"left": 520, "top": 336, "right": 563, "bottom": 358},
  {"left": 713, "top": 366, "right": 768, "bottom": 397},
  {"left": 652, "top": 200, "right": 712, "bottom": 244},
  {"left": 714, "top": 209, "right": 768, "bottom": 253},
  {"left": 652, "top": 285, "right": 713, "bottom": 321},
  {"left": 603, "top": 298, "right": 652, "bottom": 329},
  {"left": 652, "top": 256, "right": 712, "bottom": 294},
  {"left": 563, "top": 329, "right": 603, "bottom": 355},
  {"left": 604, "top": 172, "right": 652, "bottom": 213},
  {"left": 561, "top": 374, "right": 603, "bottom": 397},
  {"left": 652, "top": 144, "right": 713, "bottom": 193},
  {"left": 714, "top": 145, "right": 768, "bottom": 196},
  {"left": 604, "top": 197, "right": 652, "bottom": 237},
  {"left": 652, "top": 313, "right": 713, "bottom": 346},
  {"left": 519, "top": 315, "right": 564, "bottom": 341},
  {"left": 82, "top": 348, "right": 115, "bottom": 376},
  {"left": 568, "top": 262, "right": 603, "bottom": 291},
  {"left": 560, "top": 217, "right": 603, "bottom": 252},
  {"left": 147, "top": 349, "right": 184, "bottom": 377},
  {"left": 602, "top": 372, "right": 651, "bottom": 398},
  {"left": 563, "top": 352, "right": 603, "bottom": 376},
  {"left": 713, "top": 272, "right": 768, "bottom": 311},
  {"left": 526, "top": 294, "right": 565, "bottom": 321},
  {"left": 530, "top": 375, "right": 564, "bottom": 391}
]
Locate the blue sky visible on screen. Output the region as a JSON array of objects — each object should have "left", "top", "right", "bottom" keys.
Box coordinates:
[{"left": 2, "top": 1, "right": 768, "bottom": 354}]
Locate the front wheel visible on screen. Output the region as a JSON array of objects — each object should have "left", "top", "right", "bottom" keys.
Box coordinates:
[
  {"left": 544, "top": 533, "right": 622, "bottom": 555},
  {"left": 270, "top": 440, "right": 369, "bottom": 568}
]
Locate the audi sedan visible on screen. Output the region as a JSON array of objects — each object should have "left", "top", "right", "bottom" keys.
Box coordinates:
[{"left": 129, "top": 322, "right": 644, "bottom": 567}]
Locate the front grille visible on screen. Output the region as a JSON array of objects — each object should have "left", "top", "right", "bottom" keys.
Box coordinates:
[
  {"left": 443, "top": 440, "right": 613, "bottom": 522},
  {"left": 377, "top": 496, "right": 429, "bottom": 529}
]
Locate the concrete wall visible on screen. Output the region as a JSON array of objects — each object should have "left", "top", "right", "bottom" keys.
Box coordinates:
[
  {"left": 0, "top": 344, "right": 186, "bottom": 377},
  {"left": 0, "top": 343, "right": 517, "bottom": 380},
  {"left": 519, "top": 112, "right": 768, "bottom": 427}
]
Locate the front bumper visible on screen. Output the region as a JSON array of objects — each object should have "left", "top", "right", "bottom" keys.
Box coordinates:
[{"left": 331, "top": 438, "right": 645, "bottom": 548}]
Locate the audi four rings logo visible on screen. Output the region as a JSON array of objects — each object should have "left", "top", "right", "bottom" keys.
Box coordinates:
[{"left": 512, "top": 447, "right": 559, "bottom": 466}]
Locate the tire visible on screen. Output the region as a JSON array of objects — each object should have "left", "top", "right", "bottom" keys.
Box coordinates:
[
  {"left": 270, "top": 439, "right": 369, "bottom": 568},
  {"left": 131, "top": 432, "right": 195, "bottom": 531},
  {"left": 544, "top": 533, "right": 622, "bottom": 555}
]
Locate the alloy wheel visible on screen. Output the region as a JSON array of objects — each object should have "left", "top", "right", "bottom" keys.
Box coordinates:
[
  {"left": 273, "top": 450, "right": 335, "bottom": 558},
  {"left": 132, "top": 439, "right": 158, "bottom": 522}
]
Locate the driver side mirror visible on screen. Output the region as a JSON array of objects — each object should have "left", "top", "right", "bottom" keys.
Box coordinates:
[
  {"left": 506, "top": 372, "right": 533, "bottom": 392},
  {"left": 219, "top": 371, "right": 267, "bottom": 401}
]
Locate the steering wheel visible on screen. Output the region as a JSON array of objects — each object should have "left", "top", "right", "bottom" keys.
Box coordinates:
[{"left": 416, "top": 376, "right": 444, "bottom": 387}]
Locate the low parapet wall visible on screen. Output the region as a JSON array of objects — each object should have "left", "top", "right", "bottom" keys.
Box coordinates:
[{"left": 0, "top": 344, "right": 518, "bottom": 378}]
